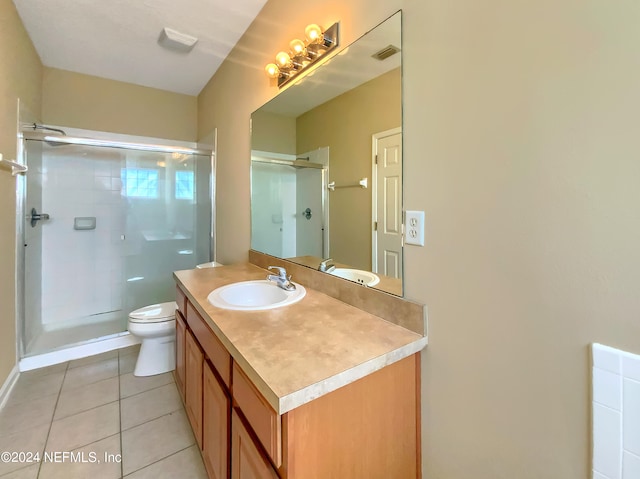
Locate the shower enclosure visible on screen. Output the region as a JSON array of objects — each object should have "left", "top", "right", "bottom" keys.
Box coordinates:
[
  {"left": 250, "top": 148, "right": 329, "bottom": 260},
  {"left": 17, "top": 129, "right": 213, "bottom": 358}
]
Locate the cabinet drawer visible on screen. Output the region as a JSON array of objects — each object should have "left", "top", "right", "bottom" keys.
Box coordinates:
[
  {"left": 232, "top": 363, "right": 281, "bottom": 468},
  {"left": 186, "top": 301, "right": 232, "bottom": 388},
  {"left": 176, "top": 285, "right": 187, "bottom": 318},
  {"left": 203, "top": 361, "right": 230, "bottom": 479}
]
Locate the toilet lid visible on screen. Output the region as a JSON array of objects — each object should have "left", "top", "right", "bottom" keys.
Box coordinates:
[
  {"left": 196, "top": 261, "right": 224, "bottom": 269},
  {"left": 129, "top": 302, "right": 177, "bottom": 323}
]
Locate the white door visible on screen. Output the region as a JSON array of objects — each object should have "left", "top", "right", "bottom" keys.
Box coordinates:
[{"left": 373, "top": 128, "right": 402, "bottom": 278}]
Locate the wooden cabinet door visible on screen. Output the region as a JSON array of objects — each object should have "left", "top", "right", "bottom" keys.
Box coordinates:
[
  {"left": 231, "top": 410, "right": 278, "bottom": 479},
  {"left": 203, "top": 361, "right": 230, "bottom": 479},
  {"left": 175, "top": 310, "right": 187, "bottom": 401},
  {"left": 232, "top": 363, "right": 281, "bottom": 467},
  {"left": 185, "top": 330, "right": 204, "bottom": 449}
]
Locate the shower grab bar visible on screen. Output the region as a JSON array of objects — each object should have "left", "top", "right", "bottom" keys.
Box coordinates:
[
  {"left": 327, "top": 177, "right": 367, "bottom": 191},
  {"left": 0, "top": 154, "right": 28, "bottom": 176}
]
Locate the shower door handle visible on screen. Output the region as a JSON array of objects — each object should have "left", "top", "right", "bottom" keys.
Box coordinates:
[{"left": 29, "top": 208, "right": 50, "bottom": 227}]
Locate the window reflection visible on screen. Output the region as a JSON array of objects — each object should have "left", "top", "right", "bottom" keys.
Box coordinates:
[
  {"left": 175, "top": 170, "right": 194, "bottom": 200},
  {"left": 121, "top": 168, "right": 159, "bottom": 198}
]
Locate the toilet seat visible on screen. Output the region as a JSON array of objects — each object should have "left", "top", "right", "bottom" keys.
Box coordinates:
[{"left": 128, "top": 302, "right": 177, "bottom": 323}]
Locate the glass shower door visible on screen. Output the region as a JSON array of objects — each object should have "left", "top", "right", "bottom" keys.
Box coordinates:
[
  {"left": 21, "top": 139, "right": 211, "bottom": 356},
  {"left": 119, "top": 149, "right": 211, "bottom": 315}
]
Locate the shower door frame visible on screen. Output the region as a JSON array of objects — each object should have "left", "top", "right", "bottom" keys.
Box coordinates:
[{"left": 15, "top": 130, "right": 217, "bottom": 360}]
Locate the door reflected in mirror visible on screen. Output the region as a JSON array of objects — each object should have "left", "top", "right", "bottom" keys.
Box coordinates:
[{"left": 251, "top": 11, "right": 403, "bottom": 296}]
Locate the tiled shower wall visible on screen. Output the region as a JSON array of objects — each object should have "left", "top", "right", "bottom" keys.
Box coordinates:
[
  {"left": 592, "top": 343, "right": 640, "bottom": 479},
  {"left": 250, "top": 148, "right": 329, "bottom": 260},
  {"left": 41, "top": 151, "right": 125, "bottom": 328},
  {"left": 250, "top": 159, "right": 297, "bottom": 258}
]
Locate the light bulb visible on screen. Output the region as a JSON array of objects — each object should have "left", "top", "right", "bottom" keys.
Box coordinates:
[
  {"left": 304, "top": 24, "right": 323, "bottom": 44},
  {"left": 275, "top": 51, "right": 292, "bottom": 68},
  {"left": 264, "top": 63, "right": 280, "bottom": 78},
  {"left": 289, "top": 39, "right": 306, "bottom": 56}
]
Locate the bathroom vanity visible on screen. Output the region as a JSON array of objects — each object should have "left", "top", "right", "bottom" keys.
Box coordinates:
[{"left": 174, "top": 262, "right": 426, "bottom": 479}]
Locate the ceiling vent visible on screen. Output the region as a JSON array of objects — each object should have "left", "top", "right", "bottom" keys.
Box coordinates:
[
  {"left": 158, "top": 27, "right": 198, "bottom": 53},
  {"left": 371, "top": 44, "right": 401, "bottom": 61}
]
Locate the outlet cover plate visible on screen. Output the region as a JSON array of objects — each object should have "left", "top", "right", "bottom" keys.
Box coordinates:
[{"left": 405, "top": 210, "right": 425, "bottom": 246}]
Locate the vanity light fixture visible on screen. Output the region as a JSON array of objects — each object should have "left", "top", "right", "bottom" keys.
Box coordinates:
[{"left": 265, "top": 22, "right": 340, "bottom": 88}]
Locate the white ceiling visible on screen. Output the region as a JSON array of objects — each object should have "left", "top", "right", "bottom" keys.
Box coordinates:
[{"left": 13, "top": 0, "right": 268, "bottom": 96}]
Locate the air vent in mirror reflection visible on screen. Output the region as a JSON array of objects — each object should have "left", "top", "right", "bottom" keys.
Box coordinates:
[{"left": 371, "top": 44, "right": 401, "bottom": 61}]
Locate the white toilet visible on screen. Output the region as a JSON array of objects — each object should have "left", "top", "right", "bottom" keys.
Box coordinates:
[
  {"left": 127, "top": 302, "right": 177, "bottom": 377},
  {"left": 196, "top": 261, "right": 224, "bottom": 269}
]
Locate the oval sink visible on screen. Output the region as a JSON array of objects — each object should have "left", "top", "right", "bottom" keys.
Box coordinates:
[
  {"left": 207, "top": 280, "right": 306, "bottom": 311},
  {"left": 330, "top": 268, "right": 380, "bottom": 287}
]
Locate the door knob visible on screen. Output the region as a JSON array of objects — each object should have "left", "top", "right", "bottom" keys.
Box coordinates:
[{"left": 29, "top": 208, "right": 50, "bottom": 227}]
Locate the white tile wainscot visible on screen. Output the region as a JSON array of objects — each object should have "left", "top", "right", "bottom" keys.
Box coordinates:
[{"left": 592, "top": 344, "right": 640, "bottom": 479}]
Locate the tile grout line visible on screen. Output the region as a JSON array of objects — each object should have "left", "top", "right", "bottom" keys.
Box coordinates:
[
  {"left": 61, "top": 359, "right": 121, "bottom": 393},
  {"left": 40, "top": 354, "right": 127, "bottom": 475},
  {"left": 54, "top": 396, "right": 121, "bottom": 422},
  {"left": 38, "top": 358, "right": 144, "bottom": 475},
  {"left": 120, "top": 404, "right": 185, "bottom": 434},
  {"left": 122, "top": 444, "right": 195, "bottom": 478},
  {"left": 0, "top": 349, "right": 140, "bottom": 479},
  {"left": 120, "top": 378, "right": 176, "bottom": 401},
  {"left": 66, "top": 352, "right": 120, "bottom": 371},
  {"left": 33, "top": 430, "right": 124, "bottom": 471},
  {"left": 118, "top": 349, "right": 124, "bottom": 479},
  {"left": 118, "top": 363, "right": 193, "bottom": 476},
  {"left": 6, "top": 346, "right": 190, "bottom": 479},
  {"left": 37, "top": 360, "right": 70, "bottom": 479},
  {"left": 60, "top": 372, "right": 120, "bottom": 395},
  {"left": 44, "top": 377, "right": 177, "bottom": 436}
]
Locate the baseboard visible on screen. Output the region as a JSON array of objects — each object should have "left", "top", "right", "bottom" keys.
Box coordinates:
[
  {"left": 0, "top": 365, "right": 20, "bottom": 410},
  {"left": 19, "top": 332, "right": 140, "bottom": 372}
]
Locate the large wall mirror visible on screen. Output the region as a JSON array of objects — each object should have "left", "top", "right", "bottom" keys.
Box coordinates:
[{"left": 250, "top": 11, "right": 403, "bottom": 296}]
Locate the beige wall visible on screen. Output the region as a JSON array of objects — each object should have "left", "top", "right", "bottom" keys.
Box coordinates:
[
  {"left": 0, "top": 0, "right": 42, "bottom": 384},
  {"left": 43, "top": 68, "right": 197, "bottom": 142},
  {"left": 199, "top": 0, "right": 640, "bottom": 477},
  {"left": 2, "top": 0, "right": 638, "bottom": 475},
  {"left": 0, "top": 33, "right": 197, "bottom": 386},
  {"left": 297, "top": 68, "right": 401, "bottom": 270},
  {"left": 251, "top": 109, "right": 296, "bottom": 154}
]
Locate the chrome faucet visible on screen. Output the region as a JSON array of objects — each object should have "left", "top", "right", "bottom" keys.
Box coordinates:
[
  {"left": 318, "top": 258, "right": 335, "bottom": 273},
  {"left": 267, "top": 266, "right": 296, "bottom": 291}
]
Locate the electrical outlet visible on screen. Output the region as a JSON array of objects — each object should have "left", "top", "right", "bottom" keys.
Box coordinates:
[{"left": 405, "top": 210, "right": 425, "bottom": 246}]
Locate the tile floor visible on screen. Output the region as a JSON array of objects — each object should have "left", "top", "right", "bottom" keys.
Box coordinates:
[{"left": 0, "top": 345, "right": 208, "bottom": 479}]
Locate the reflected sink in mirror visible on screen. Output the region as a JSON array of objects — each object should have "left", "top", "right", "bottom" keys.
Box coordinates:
[
  {"left": 207, "top": 280, "right": 306, "bottom": 311},
  {"left": 330, "top": 268, "right": 380, "bottom": 287}
]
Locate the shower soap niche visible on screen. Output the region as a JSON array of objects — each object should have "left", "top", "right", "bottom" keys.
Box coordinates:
[{"left": 74, "top": 217, "right": 96, "bottom": 230}]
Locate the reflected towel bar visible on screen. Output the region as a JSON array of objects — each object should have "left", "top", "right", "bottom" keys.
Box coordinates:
[
  {"left": 327, "top": 177, "right": 367, "bottom": 191},
  {"left": 0, "top": 154, "right": 28, "bottom": 176}
]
